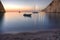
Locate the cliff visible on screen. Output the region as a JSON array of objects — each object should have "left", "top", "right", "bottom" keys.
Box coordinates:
[
  {"left": 44, "top": 0, "right": 60, "bottom": 13},
  {"left": 0, "top": 1, "right": 5, "bottom": 13}
]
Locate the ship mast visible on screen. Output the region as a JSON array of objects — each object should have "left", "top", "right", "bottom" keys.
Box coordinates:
[
  {"left": 33, "top": 0, "right": 38, "bottom": 13},
  {"left": 33, "top": 0, "right": 36, "bottom": 11}
]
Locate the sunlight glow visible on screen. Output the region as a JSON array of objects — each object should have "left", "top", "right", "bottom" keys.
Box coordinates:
[
  {"left": 1, "top": 0, "right": 52, "bottom": 12},
  {"left": 5, "top": 5, "right": 34, "bottom": 12}
]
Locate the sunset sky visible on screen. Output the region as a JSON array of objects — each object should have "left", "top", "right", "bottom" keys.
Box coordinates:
[{"left": 1, "top": 0, "right": 52, "bottom": 12}]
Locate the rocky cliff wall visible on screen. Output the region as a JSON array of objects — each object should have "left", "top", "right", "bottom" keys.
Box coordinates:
[
  {"left": 0, "top": 1, "right": 5, "bottom": 13},
  {"left": 44, "top": 0, "right": 60, "bottom": 13}
]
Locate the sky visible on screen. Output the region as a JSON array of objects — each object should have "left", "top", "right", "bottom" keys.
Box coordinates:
[{"left": 1, "top": 0, "right": 52, "bottom": 12}]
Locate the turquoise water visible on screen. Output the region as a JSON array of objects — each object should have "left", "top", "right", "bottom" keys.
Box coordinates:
[{"left": 0, "top": 12, "right": 60, "bottom": 33}]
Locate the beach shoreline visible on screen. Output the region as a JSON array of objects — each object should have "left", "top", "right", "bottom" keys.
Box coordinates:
[{"left": 0, "top": 30, "right": 60, "bottom": 40}]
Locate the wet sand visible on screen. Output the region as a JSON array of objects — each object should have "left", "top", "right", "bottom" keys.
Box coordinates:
[{"left": 0, "top": 30, "right": 60, "bottom": 40}]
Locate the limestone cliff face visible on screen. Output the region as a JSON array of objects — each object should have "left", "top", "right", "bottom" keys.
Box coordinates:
[
  {"left": 0, "top": 1, "right": 5, "bottom": 13},
  {"left": 44, "top": 0, "right": 60, "bottom": 13}
]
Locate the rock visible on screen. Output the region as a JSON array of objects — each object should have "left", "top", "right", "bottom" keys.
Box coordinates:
[
  {"left": 0, "top": 1, "right": 5, "bottom": 13},
  {"left": 44, "top": 0, "right": 60, "bottom": 13}
]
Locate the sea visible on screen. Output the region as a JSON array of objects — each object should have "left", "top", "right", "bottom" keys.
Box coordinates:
[{"left": 0, "top": 12, "right": 60, "bottom": 33}]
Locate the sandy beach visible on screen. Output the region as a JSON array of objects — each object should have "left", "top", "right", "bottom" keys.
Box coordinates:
[{"left": 0, "top": 30, "right": 60, "bottom": 40}]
